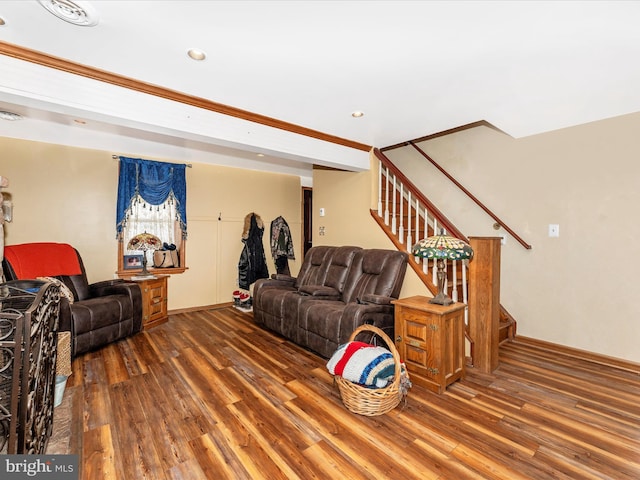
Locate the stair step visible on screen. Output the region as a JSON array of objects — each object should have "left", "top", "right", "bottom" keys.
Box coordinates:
[{"left": 499, "top": 318, "right": 516, "bottom": 343}]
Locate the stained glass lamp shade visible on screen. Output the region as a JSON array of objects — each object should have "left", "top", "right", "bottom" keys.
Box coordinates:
[
  {"left": 412, "top": 233, "right": 473, "bottom": 305},
  {"left": 127, "top": 232, "right": 162, "bottom": 276}
]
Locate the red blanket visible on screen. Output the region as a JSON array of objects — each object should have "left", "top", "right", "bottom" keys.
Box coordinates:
[{"left": 4, "top": 242, "right": 82, "bottom": 279}]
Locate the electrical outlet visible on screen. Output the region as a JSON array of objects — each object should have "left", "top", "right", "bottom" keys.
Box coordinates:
[
  {"left": 548, "top": 224, "right": 560, "bottom": 237},
  {"left": 319, "top": 226, "right": 325, "bottom": 236}
]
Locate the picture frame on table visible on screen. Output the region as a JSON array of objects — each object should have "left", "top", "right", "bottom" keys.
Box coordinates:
[{"left": 123, "top": 254, "right": 144, "bottom": 269}]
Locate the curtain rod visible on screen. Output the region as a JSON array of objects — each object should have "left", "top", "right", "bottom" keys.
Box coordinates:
[{"left": 112, "top": 154, "right": 192, "bottom": 168}]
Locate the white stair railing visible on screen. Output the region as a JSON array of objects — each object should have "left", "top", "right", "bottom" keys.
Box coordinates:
[
  {"left": 391, "top": 173, "right": 397, "bottom": 235},
  {"left": 376, "top": 159, "right": 469, "bottom": 321}
]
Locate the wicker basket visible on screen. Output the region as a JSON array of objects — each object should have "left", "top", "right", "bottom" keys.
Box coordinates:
[
  {"left": 335, "top": 324, "right": 405, "bottom": 416},
  {"left": 56, "top": 331, "right": 72, "bottom": 377}
]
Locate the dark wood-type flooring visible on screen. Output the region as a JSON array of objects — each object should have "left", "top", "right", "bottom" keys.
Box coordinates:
[{"left": 48, "top": 307, "right": 640, "bottom": 479}]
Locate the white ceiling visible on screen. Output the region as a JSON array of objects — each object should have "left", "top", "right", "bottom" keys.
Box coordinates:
[{"left": 1, "top": 0, "right": 640, "bottom": 183}]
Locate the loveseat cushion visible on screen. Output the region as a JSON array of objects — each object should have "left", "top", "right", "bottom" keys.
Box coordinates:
[
  {"left": 342, "top": 249, "right": 408, "bottom": 304},
  {"left": 293, "top": 246, "right": 336, "bottom": 288},
  {"left": 298, "top": 285, "right": 340, "bottom": 298},
  {"left": 303, "top": 300, "right": 349, "bottom": 340},
  {"left": 323, "top": 246, "right": 362, "bottom": 293},
  {"left": 358, "top": 293, "right": 393, "bottom": 305}
]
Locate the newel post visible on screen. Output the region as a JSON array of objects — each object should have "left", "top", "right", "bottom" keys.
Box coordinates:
[{"left": 468, "top": 237, "right": 501, "bottom": 373}]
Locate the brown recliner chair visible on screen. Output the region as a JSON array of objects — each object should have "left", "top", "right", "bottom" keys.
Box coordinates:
[{"left": 2, "top": 242, "right": 143, "bottom": 357}]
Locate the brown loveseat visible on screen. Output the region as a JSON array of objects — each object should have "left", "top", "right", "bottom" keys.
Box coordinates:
[
  {"left": 253, "top": 246, "right": 408, "bottom": 358},
  {"left": 3, "top": 242, "right": 143, "bottom": 357}
]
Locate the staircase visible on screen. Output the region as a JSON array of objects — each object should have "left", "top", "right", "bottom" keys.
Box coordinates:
[{"left": 371, "top": 148, "right": 516, "bottom": 353}]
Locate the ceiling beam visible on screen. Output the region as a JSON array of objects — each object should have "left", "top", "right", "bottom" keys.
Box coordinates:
[{"left": 0, "top": 40, "right": 371, "bottom": 153}]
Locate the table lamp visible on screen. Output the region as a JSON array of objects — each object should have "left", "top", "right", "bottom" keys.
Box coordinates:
[
  {"left": 412, "top": 231, "right": 473, "bottom": 305},
  {"left": 127, "top": 232, "right": 162, "bottom": 277}
]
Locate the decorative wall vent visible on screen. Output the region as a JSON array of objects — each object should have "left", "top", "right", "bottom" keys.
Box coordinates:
[{"left": 38, "top": 0, "right": 99, "bottom": 27}]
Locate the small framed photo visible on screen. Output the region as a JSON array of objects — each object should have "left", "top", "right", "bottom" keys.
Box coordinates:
[{"left": 123, "top": 254, "right": 144, "bottom": 270}]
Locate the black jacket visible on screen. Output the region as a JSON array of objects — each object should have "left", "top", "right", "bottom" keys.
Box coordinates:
[{"left": 238, "top": 213, "right": 269, "bottom": 290}]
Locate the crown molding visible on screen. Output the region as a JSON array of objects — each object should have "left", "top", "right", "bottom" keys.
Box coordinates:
[{"left": 0, "top": 40, "right": 371, "bottom": 153}]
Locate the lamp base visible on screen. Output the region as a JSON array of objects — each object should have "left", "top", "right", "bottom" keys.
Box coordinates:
[
  {"left": 430, "top": 258, "right": 454, "bottom": 305},
  {"left": 429, "top": 291, "right": 454, "bottom": 306},
  {"left": 140, "top": 253, "right": 152, "bottom": 276}
]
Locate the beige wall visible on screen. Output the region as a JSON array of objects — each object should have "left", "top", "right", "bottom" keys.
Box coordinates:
[
  {"left": 5, "top": 108, "right": 639, "bottom": 363},
  {"left": 380, "top": 114, "right": 640, "bottom": 364},
  {"left": 312, "top": 166, "right": 430, "bottom": 301},
  {"left": 1, "top": 137, "right": 302, "bottom": 310}
]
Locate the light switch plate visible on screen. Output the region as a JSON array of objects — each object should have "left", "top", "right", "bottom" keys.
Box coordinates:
[{"left": 548, "top": 224, "right": 560, "bottom": 237}]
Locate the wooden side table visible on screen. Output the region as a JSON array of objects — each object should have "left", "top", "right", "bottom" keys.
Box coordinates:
[
  {"left": 392, "top": 295, "right": 466, "bottom": 394},
  {"left": 124, "top": 275, "right": 169, "bottom": 329}
]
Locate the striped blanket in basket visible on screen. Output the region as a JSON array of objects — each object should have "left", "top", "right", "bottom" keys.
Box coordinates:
[{"left": 327, "top": 341, "right": 395, "bottom": 388}]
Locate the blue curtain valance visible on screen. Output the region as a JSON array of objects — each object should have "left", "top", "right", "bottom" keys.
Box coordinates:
[{"left": 116, "top": 156, "right": 187, "bottom": 236}]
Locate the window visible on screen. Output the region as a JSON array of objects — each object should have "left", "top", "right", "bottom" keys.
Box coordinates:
[
  {"left": 116, "top": 157, "right": 187, "bottom": 275},
  {"left": 122, "top": 194, "right": 182, "bottom": 264}
]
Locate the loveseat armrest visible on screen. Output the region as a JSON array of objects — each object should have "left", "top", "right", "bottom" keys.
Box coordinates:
[
  {"left": 358, "top": 293, "right": 394, "bottom": 306},
  {"left": 338, "top": 302, "right": 396, "bottom": 344},
  {"left": 271, "top": 273, "right": 296, "bottom": 283},
  {"left": 259, "top": 275, "right": 296, "bottom": 288},
  {"left": 298, "top": 284, "right": 341, "bottom": 300}
]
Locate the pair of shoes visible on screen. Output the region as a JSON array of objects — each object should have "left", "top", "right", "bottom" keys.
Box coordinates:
[
  {"left": 233, "top": 290, "right": 242, "bottom": 306},
  {"left": 233, "top": 290, "right": 252, "bottom": 307},
  {"left": 239, "top": 292, "right": 252, "bottom": 308}
]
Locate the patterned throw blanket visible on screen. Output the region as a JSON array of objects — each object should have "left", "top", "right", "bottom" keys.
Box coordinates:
[{"left": 327, "top": 341, "right": 396, "bottom": 388}]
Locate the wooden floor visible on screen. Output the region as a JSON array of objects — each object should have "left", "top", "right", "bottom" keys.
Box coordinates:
[{"left": 50, "top": 307, "right": 640, "bottom": 479}]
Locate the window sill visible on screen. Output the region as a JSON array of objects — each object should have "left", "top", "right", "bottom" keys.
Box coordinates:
[{"left": 117, "top": 266, "right": 187, "bottom": 277}]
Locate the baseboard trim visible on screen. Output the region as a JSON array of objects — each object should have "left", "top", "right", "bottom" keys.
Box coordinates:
[
  {"left": 513, "top": 335, "right": 640, "bottom": 374},
  {"left": 168, "top": 302, "right": 234, "bottom": 315}
]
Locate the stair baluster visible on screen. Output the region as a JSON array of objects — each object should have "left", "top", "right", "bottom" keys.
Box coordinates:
[{"left": 371, "top": 149, "right": 516, "bottom": 369}]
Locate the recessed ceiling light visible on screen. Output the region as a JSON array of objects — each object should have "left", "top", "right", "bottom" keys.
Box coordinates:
[
  {"left": 0, "top": 111, "right": 23, "bottom": 121},
  {"left": 38, "top": 0, "right": 99, "bottom": 27},
  {"left": 187, "top": 48, "right": 207, "bottom": 61},
  {"left": 351, "top": 111, "right": 364, "bottom": 118},
  {"left": 73, "top": 119, "right": 86, "bottom": 124},
  {"left": 256, "top": 153, "right": 265, "bottom": 157}
]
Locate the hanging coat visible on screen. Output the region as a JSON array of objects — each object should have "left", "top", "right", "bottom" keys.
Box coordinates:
[
  {"left": 238, "top": 212, "right": 269, "bottom": 290},
  {"left": 270, "top": 216, "right": 295, "bottom": 275}
]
